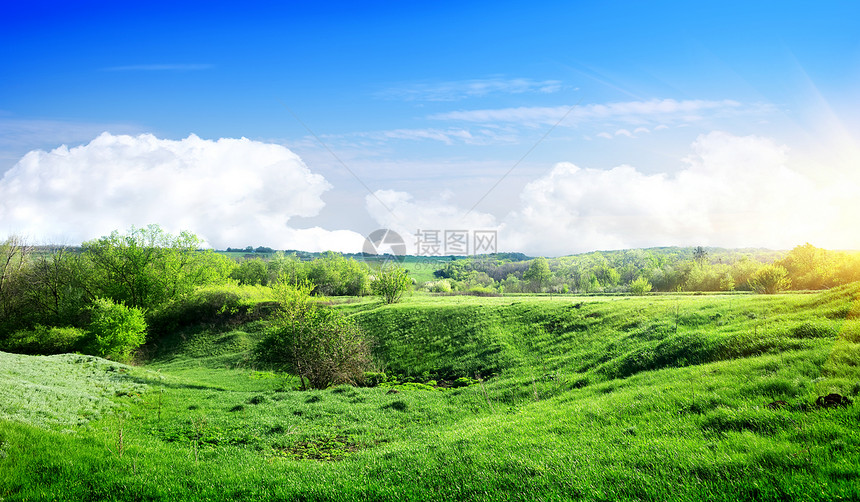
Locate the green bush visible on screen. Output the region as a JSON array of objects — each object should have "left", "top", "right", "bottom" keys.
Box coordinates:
[
  {"left": 255, "top": 280, "right": 372, "bottom": 389},
  {"left": 371, "top": 266, "right": 412, "bottom": 304},
  {"left": 148, "top": 284, "right": 276, "bottom": 333},
  {"left": 629, "top": 277, "right": 652, "bottom": 295},
  {"left": 88, "top": 298, "right": 147, "bottom": 361},
  {"left": 0, "top": 325, "right": 87, "bottom": 355}
]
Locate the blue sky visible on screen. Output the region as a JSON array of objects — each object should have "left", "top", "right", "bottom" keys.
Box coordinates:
[{"left": 1, "top": 1, "right": 859, "bottom": 255}]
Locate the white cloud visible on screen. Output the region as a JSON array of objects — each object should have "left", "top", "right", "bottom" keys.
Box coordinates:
[
  {"left": 505, "top": 131, "right": 849, "bottom": 255},
  {"left": 364, "top": 132, "right": 858, "bottom": 256},
  {"left": 378, "top": 77, "right": 563, "bottom": 101},
  {"left": 0, "top": 133, "right": 365, "bottom": 251}
]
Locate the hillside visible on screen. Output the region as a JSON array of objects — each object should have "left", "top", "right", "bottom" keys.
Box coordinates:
[{"left": 1, "top": 286, "right": 859, "bottom": 501}]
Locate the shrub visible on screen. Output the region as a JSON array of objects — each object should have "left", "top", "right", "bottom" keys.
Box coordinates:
[
  {"left": 748, "top": 264, "right": 791, "bottom": 294},
  {"left": 148, "top": 284, "right": 276, "bottom": 333},
  {"left": 629, "top": 277, "right": 652, "bottom": 295},
  {"left": 88, "top": 298, "right": 147, "bottom": 361},
  {"left": 255, "top": 280, "right": 372, "bottom": 390},
  {"left": 371, "top": 266, "right": 412, "bottom": 304},
  {"left": 0, "top": 325, "right": 87, "bottom": 355}
]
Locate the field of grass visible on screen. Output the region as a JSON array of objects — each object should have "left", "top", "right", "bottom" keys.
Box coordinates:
[{"left": 2, "top": 285, "right": 859, "bottom": 500}]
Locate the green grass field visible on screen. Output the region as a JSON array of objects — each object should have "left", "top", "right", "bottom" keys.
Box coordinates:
[{"left": 2, "top": 285, "right": 859, "bottom": 501}]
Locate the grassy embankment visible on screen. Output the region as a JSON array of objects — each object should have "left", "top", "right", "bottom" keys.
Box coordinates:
[{"left": 1, "top": 285, "right": 859, "bottom": 501}]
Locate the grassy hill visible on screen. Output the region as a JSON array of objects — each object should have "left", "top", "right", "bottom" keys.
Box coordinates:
[{"left": 1, "top": 286, "right": 859, "bottom": 501}]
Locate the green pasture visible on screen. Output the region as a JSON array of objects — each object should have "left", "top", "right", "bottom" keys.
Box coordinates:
[{"left": 1, "top": 285, "right": 859, "bottom": 501}]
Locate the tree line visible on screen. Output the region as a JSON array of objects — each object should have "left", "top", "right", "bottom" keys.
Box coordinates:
[
  {"left": 432, "top": 244, "right": 860, "bottom": 294},
  {"left": 0, "top": 226, "right": 412, "bottom": 362}
]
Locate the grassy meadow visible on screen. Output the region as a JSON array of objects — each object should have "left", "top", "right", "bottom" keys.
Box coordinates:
[{"left": 2, "top": 285, "right": 860, "bottom": 501}]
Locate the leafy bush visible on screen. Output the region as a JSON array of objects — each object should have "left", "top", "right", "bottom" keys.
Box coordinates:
[
  {"left": 748, "top": 264, "right": 791, "bottom": 294},
  {"left": 87, "top": 298, "right": 147, "bottom": 361},
  {"left": 371, "top": 266, "right": 412, "bottom": 304},
  {"left": 255, "top": 280, "right": 372, "bottom": 389},
  {"left": 148, "top": 284, "right": 276, "bottom": 333},
  {"left": 0, "top": 325, "right": 87, "bottom": 355},
  {"left": 629, "top": 277, "right": 652, "bottom": 295}
]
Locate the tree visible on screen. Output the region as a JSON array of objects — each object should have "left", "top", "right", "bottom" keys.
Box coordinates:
[
  {"left": 371, "top": 266, "right": 412, "bottom": 304},
  {"left": 748, "top": 264, "right": 791, "bottom": 294},
  {"left": 693, "top": 246, "right": 709, "bottom": 265},
  {"left": 255, "top": 279, "right": 372, "bottom": 389},
  {"left": 82, "top": 225, "right": 235, "bottom": 310},
  {"left": 230, "top": 258, "right": 269, "bottom": 286},
  {"left": 0, "top": 235, "right": 31, "bottom": 323},
  {"left": 87, "top": 297, "right": 147, "bottom": 361},
  {"left": 523, "top": 257, "right": 552, "bottom": 293}
]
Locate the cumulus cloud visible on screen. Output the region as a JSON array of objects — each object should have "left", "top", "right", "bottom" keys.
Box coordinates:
[
  {"left": 504, "top": 131, "right": 848, "bottom": 255},
  {"left": 365, "top": 132, "right": 857, "bottom": 256},
  {"left": 0, "top": 133, "right": 365, "bottom": 251}
]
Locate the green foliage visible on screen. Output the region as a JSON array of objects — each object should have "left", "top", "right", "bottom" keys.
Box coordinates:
[
  {"left": 4, "top": 287, "right": 860, "bottom": 500},
  {"left": 748, "top": 264, "right": 791, "bottom": 294},
  {"left": 371, "top": 265, "right": 412, "bottom": 304},
  {"left": 255, "top": 280, "right": 372, "bottom": 389},
  {"left": 82, "top": 225, "right": 236, "bottom": 310},
  {"left": 629, "top": 276, "right": 652, "bottom": 295},
  {"left": 523, "top": 256, "right": 552, "bottom": 293},
  {"left": 87, "top": 298, "right": 147, "bottom": 361},
  {"left": 149, "top": 283, "right": 276, "bottom": 334},
  {"left": 229, "top": 258, "right": 269, "bottom": 286},
  {"left": 0, "top": 325, "right": 87, "bottom": 355}
]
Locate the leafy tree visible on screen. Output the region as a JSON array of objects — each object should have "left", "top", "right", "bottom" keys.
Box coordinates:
[
  {"left": 230, "top": 258, "right": 269, "bottom": 286},
  {"left": 371, "top": 266, "right": 412, "bottom": 304},
  {"left": 523, "top": 257, "right": 552, "bottom": 293},
  {"left": 87, "top": 297, "right": 147, "bottom": 361},
  {"left": 82, "top": 225, "right": 235, "bottom": 310},
  {"left": 23, "top": 246, "right": 89, "bottom": 328},
  {"left": 629, "top": 277, "right": 652, "bottom": 295},
  {"left": 0, "top": 235, "right": 31, "bottom": 325},
  {"left": 693, "top": 246, "right": 709, "bottom": 265},
  {"left": 748, "top": 264, "right": 791, "bottom": 294},
  {"left": 255, "top": 279, "right": 371, "bottom": 389}
]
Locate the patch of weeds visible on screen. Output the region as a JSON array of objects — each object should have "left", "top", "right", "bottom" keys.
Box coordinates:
[
  {"left": 247, "top": 395, "right": 267, "bottom": 405},
  {"left": 273, "top": 435, "right": 362, "bottom": 461},
  {"left": 382, "top": 400, "right": 408, "bottom": 412}
]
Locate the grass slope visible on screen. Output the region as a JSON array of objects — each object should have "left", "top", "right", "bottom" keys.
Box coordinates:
[{"left": 2, "top": 285, "right": 859, "bottom": 501}]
